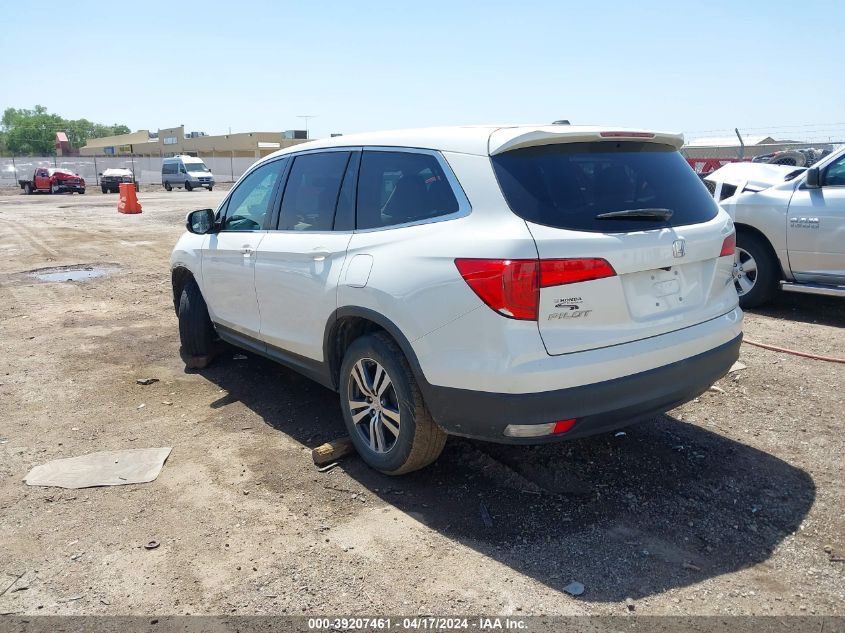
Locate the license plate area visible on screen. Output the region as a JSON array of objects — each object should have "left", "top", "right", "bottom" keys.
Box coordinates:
[{"left": 622, "top": 264, "right": 706, "bottom": 320}]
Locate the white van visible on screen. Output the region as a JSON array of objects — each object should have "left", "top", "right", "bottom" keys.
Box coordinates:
[{"left": 162, "top": 155, "right": 215, "bottom": 191}]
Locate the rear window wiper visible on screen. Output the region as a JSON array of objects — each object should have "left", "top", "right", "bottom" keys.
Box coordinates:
[{"left": 595, "top": 208, "right": 674, "bottom": 220}]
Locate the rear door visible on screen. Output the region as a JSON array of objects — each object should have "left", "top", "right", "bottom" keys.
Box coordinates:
[
  {"left": 491, "top": 140, "right": 738, "bottom": 355},
  {"left": 200, "top": 158, "right": 286, "bottom": 337},
  {"left": 254, "top": 149, "right": 358, "bottom": 360},
  {"left": 162, "top": 161, "right": 173, "bottom": 186},
  {"left": 785, "top": 152, "right": 845, "bottom": 283}
]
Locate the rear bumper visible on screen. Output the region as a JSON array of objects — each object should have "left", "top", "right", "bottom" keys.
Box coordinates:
[{"left": 421, "top": 334, "right": 741, "bottom": 443}]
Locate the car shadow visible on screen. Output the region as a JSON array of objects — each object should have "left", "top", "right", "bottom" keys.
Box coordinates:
[
  {"left": 750, "top": 291, "right": 845, "bottom": 328},
  {"left": 195, "top": 353, "right": 815, "bottom": 603}
]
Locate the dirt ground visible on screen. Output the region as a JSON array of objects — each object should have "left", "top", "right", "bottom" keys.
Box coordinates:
[{"left": 0, "top": 187, "right": 842, "bottom": 617}]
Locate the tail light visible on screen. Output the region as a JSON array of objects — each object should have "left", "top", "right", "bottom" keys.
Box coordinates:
[
  {"left": 455, "top": 258, "right": 616, "bottom": 321},
  {"left": 719, "top": 232, "right": 736, "bottom": 257},
  {"left": 540, "top": 258, "right": 616, "bottom": 287},
  {"left": 454, "top": 259, "right": 538, "bottom": 320}
]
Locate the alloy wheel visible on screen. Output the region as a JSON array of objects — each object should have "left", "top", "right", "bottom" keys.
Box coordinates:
[
  {"left": 733, "top": 246, "right": 758, "bottom": 296},
  {"left": 347, "top": 358, "right": 401, "bottom": 454}
]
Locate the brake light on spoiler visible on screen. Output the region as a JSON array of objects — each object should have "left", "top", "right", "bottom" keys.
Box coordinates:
[
  {"left": 455, "top": 258, "right": 616, "bottom": 321},
  {"left": 599, "top": 131, "right": 656, "bottom": 139}
]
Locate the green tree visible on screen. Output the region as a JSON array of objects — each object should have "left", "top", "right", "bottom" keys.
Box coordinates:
[
  {"left": 1, "top": 105, "right": 131, "bottom": 155},
  {"left": 2, "top": 106, "right": 63, "bottom": 155}
]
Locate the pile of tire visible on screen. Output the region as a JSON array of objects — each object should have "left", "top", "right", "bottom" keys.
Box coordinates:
[{"left": 752, "top": 147, "right": 831, "bottom": 167}]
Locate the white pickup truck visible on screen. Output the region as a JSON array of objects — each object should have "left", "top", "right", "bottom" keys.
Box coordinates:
[{"left": 705, "top": 145, "right": 845, "bottom": 307}]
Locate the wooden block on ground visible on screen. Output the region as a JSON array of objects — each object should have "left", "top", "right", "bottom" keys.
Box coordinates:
[
  {"left": 184, "top": 355, "right": 212, "bottom": 369},
  {"left": 312, "top": 437, "right": 354, "bottom": 466}
]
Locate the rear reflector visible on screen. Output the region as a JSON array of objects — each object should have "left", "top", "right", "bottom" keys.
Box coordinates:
[
  {"left": 552, "top": 418, "right": 577, "bottom": 434},
  {"left": 455, "top": 258, "right": 616, "bottom": 321},
  {"left": 504, "top": 419, "right": 577, "bottom": 438},
  {"left": 599, "top": 131, "right": 655, "bottom": 139},
  {"left": 720, "top": 232, "right": 736, "bottom": 257}
]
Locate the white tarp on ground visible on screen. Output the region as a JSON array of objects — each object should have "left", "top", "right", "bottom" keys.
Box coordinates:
[{"left": 24, "top": 447, "right": 171, "bottom": 489}]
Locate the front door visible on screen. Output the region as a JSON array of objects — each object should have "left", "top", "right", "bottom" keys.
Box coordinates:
[
  {"left": 201, "top": 158, "right": 286, "bottom": 337},
  {"left": 255, "top": 150, "right": 357, "bottom": 360},
  {"left": 787, "top": 152, "right": 845, "bottom": 283},
  {"left": 34, "top": 168, "right": 50, "bottom": 190}
]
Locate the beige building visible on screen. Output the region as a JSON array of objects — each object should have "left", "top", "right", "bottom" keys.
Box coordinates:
[{"left": 81, "top": 125, "right": 308, "bottom": 158}]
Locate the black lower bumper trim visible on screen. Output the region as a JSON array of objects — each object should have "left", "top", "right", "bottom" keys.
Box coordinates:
[{"left": 420, "top": 334, "right": 742, "bottom": 444}]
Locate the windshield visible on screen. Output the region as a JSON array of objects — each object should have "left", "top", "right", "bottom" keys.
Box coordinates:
[
  {"left": 491, "top": 141, "right": 718, "bottom": 232},
  {"left": 185, "top": 162, "right": 210, "bottom": 173}
]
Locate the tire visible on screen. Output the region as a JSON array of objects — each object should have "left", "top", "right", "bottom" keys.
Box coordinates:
[
  {"left": 50, "top": 183, "right": 58, "bottom": 194},
  {"left": 24, "top": 183, "right": 32, "bottom": 195},
  {"left": 101, "top": 186, "right": 108, "bottom": 194},
  {"left": 734, "top": 231, "right": 779, "bottom": 309},
  {"left": 208, "top": 186, "right": 213, "bottom": 192},
  {"left": 79, "top": 189, "right": 85, "bottom": 195},
  {"left": 185, "top": 181, "right": 193, "bottom": 192},
  {"left": 339, "top": 332, "right": 446, "bottom": 475},
  {"left": 164, "top": 183, "right": 172, "bottom": 192},
  {"left": 177, "top": 279, "right": 215, "bottom": 358}
]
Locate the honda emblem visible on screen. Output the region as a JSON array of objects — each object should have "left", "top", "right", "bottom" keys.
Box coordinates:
[{"left": 672, "top": 239, "right": 686, "bottom": 258}]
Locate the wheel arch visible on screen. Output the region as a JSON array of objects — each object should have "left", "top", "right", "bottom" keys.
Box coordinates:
[
  {"left": 734, "top": 222, "right": 787, "bottom": 280},
  {"left": 324, "top": 308, "right": 428, "bottom": 393},
  {"left": 171, "top": 266, "right": 197, "bottom": 314}
]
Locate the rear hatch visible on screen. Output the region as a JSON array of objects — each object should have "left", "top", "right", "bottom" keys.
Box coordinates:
[{"left": 490, "top": 133, "right": 737, "bottom": 356}]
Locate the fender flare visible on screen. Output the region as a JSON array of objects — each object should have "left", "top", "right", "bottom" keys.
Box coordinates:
[{"left": 323, "top": 307, "right": 430, "bottom": 392}]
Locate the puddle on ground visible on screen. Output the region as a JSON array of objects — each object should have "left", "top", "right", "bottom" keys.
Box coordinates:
[{"left": 28, "top": 264, "right": 119, "bottom": 283}]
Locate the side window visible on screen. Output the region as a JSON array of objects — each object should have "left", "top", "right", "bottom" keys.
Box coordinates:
[
  {"left": 278, "top": 152, "right": 350, "bottom": 231},
  {"left": 221, "top": 160, "right": 284, "bottom": 231},
  {"left": 356, "top": 151, "right": 459, "bottom": 230},
  {"left": 823, "top": 155, "right": 845, "bottom": 187}
]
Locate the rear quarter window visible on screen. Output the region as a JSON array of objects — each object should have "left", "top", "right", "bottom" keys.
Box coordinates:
[
  {"left": 491, "top": 142, "right": 718, "bottom": 232},
  {"left": 356, "top": 151, "right": 460, "bottom": 229}
]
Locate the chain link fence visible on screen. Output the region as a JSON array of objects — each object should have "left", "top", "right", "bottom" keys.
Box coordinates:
[
  {"left": 5, "top": 139, "right": 844, "bottom": 188},
  {"left": 0, "top": 154, "right": 262, "bottom": 188}
]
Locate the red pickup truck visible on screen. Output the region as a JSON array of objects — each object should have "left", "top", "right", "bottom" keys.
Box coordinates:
[{"left": 19, "top": 167, "right": 86, "bottom": 194}]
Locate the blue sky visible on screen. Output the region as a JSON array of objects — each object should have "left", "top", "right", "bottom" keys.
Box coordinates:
[{"left": 3, "top": 0, "right": 844, "bottom": 142}]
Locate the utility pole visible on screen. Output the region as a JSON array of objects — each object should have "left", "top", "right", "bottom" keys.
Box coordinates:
[{"left": 297, "top": 115, "right": 316, "bottom": 139}]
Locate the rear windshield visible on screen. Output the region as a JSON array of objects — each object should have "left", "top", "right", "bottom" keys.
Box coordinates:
[{"left": 491, "top": 141, "right": 718, "bottom": 232}]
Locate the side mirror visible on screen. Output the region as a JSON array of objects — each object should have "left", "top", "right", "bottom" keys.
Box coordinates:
[
  {"left": 805, "top": 167, "right": 820, "bottom": 189},
  {"left": 98, "top": 172, "right": 103, "bottom": 176},
  {"left": 186, "top": 208, "right": 215, "bottom": 234}
]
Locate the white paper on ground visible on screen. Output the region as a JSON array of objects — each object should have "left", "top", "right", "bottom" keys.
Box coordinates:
[{"left": 24, "top": 447, "right": 172, "bottom": 489}]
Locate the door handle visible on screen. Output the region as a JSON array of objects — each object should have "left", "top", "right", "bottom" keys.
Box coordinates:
[
  {"left": 241, "top": 246, "right": 255, "bottom": 258},
  {"left": 311, "top": 248, "right": 331, "bottom": 261}
]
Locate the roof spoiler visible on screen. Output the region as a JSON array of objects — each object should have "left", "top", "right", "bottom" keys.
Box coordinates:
[{"left": 489, "top": 127, "right": 684, "bottom": 156}]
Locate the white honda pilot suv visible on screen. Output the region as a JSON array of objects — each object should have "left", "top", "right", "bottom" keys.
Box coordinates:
[{"left": 171, "top": 125, "right": 743, "bottom": 474}]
